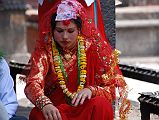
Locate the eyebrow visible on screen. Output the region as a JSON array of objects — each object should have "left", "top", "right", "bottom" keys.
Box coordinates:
[{"left": 55, "top": 27, "right": 77, "bottom": 30}]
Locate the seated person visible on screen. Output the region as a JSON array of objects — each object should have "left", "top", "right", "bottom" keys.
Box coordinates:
[
  {"left": 25, "top": 0, "right": 131, "bottom": 120},
  {"left": 0, "top": 55, "right": 27, "bottom": 120}
]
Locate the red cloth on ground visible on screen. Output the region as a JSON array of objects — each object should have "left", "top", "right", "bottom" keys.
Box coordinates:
[{"left": 29, "top": 96, "right": 113, "bottom": 120}]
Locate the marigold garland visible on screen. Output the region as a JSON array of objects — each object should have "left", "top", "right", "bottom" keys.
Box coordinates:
[{"left": 52, "top": 36, "right": 87, "bottom": 99}]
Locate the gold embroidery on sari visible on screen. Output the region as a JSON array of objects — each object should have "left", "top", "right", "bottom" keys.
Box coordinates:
[{"left": 101, "top": 49, "right": 131, "bottom": 120}]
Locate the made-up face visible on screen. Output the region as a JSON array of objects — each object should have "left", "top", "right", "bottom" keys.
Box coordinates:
[{"left": 53, "top": 20, "right": 79, "bottom": 51}]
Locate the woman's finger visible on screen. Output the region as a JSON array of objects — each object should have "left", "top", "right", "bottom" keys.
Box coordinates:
[
  {"left": 56, "top": 110, "right": 62, "bottom": 120},
  {"left": 80, "top": 94, "right": 87, "bottom": 105},
  {"left": 71, "top": 93, "right": 78, "bottom": 104},
  {"left": 74, "top": 93, "right": 82, "bottom": 106},
  {"left": 47, "top": 112, "right": 53, "bottom": 120},
  {"left": 88, "top": 93, "right": 91, "bottom": 99},
  {"left": 43, "top": 113, "right": 49, "bottom": 120},
  {"left": 52, "top": 112, "right": 58, "bottom": 120}
]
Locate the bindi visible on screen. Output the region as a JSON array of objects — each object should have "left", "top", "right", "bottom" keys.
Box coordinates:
[{"left": 62, "top": 20, "right": 71, "bottom": 26}]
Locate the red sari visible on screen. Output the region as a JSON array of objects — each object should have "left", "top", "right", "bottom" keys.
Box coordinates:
[
  {"left": 25, "top": 0, "right": 130, "bottom": 120},
  {"left": 25, "top": 39, "right": 115, "bottom": 120},
  {"left": 30, "top": 97, "right": 113, "bottom": 120}
]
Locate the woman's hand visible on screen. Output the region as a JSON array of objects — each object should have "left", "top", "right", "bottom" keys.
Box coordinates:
[
  {"left": 42, "top": 104, "right": 62, "bottom": 120},
  {"left": 71, "top": 88, "right": 92, "bottom": 106}
]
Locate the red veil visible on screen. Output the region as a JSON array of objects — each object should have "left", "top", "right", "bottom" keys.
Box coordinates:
[
  {"left": 33, "top": 0, "right": 131, "bottom": 119},
  {"left": 38, "top": 0, "right": 106, "bottom": 40}
]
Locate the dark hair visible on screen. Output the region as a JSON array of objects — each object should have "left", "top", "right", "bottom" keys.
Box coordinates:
[{"left": 51, "top": 13, "right": 82, "bottom": 32}]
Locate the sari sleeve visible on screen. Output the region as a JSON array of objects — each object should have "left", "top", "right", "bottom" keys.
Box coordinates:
[
  {"left": 88, "top": 48, "right": 125, "bottom": 103},
  {"left": 24, "top": 48, "right": 52, "bottom": 109},
  {"left": 87, "top": 43, "right": 131, "bottom": 119}
]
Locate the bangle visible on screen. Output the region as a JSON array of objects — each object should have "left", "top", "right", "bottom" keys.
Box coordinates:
[
  {"left": 87, "top": 86, "right": 96, "bottom": 97},
  {"left": 41, "top": 103, "right": 53, "bottom": 110},
  {"left": 35, "top": 96, "right": 52, "bottom": 109}
]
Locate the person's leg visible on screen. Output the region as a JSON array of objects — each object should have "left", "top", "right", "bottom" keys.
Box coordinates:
[
  {"left": 29, "top": 107, "right": 68, "bottom": 120},
  {"left": 90, "top": 96, "right": 114, "bottom": 120},
  {"left": 9, "top": 116, "right": 28, "bottom": 120},
  {"left": 29, "top": 107, "right": 45, "bottom": 120},
  {"left": 58, "top": 96, "right": 114, "bottom": 120},
  {"left": 0, "top": 100, "right": 9, "bottom": 120}
]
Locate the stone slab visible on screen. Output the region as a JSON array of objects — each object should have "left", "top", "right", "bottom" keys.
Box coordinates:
[
  {"left": 116, "top": 6, "right": 159, "bottom": 20},
  {"left": 128, "top": 0, "right": 159, "bottom": 6}
]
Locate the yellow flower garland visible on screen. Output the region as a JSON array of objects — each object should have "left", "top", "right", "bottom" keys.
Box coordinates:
[{"left": 52, "top": 36, "right": 87, "bottom": 99}]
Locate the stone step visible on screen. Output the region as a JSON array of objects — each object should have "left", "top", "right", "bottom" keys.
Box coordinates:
[
  {"left": 116, "top": 19, "right": 159, "bottom": 28},
  {"left": 128, "top": 0, "right": 159, "bottom": 6},
  {"left": 116, "top": 7, "right": 159, "bottom": 57},
  {"left": 116, "top": 6, "right": 159, "bottom": 20}
]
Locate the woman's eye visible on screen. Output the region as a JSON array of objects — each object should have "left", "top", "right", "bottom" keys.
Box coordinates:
[
  {"left": 68, "top": 29, "right": 74, "bottom": 33},
  {"left": 56, "top": 30, "right": 63, "bottom": 33}
]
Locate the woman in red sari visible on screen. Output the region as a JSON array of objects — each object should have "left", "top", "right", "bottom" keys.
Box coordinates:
[{"left": 25, "top": 0, "right": 130, "bottom": 120}]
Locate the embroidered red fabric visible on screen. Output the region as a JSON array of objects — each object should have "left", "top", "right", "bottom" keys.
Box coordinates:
[{"left": 24, "top": 0, "right": 131, "bottom": 120}]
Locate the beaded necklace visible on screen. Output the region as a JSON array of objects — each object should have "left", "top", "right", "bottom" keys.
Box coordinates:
[{"left": 52, "top": 36, "right": 87, "bottom": 99}]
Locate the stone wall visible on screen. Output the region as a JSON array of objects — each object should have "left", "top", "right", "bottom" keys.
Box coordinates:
[
  {"left": 25, "top": 9, "right": 38, "bottom": 53},
  {"left": 0, "top": 10, "right": 27, "bottom": 59},
  {"left": 116, "top": 2, "right": 159, "bottom": 57},
  {"left": 1, "top": 0, "right": 158, "bottom": 58},
  {"left": 128, "top": 0, "right": 159, "bottom": 6},
  {"left": 120, "top": 0, "right": 159, "bottom": 6},
  {"left": 116, "top": 23, "right": 159, "bottom": 56}
]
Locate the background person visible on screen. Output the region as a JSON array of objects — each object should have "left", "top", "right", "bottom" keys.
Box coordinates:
[
  {"left": 0, "top": 53, "right": 28, "bottom": 120},
  {"left": 0, "top": 56, "right": 18, "bottom": 120}
]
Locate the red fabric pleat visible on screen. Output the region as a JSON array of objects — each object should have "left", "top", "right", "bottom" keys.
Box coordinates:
[{"left": 29, "top": 96, "right": 113, "bottom": 120}]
